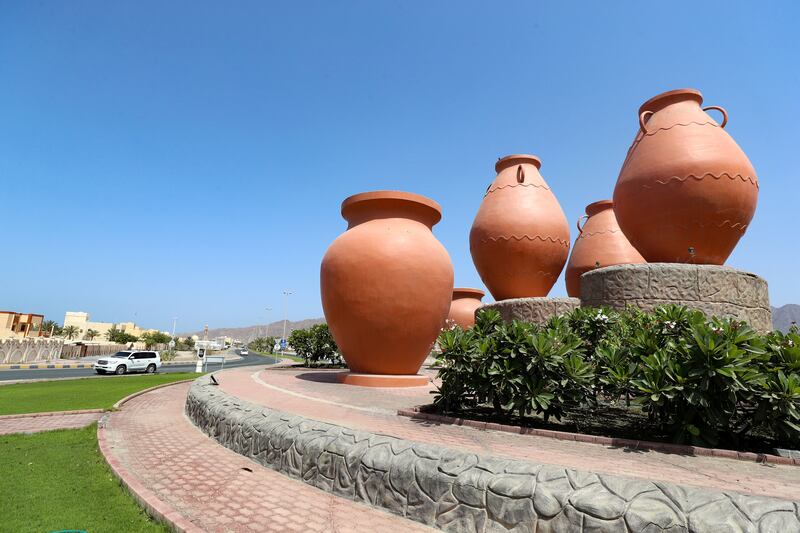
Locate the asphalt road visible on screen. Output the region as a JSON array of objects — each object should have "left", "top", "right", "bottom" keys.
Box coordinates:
[{"left": 0, "top": 353, "right": 279, "bottom": 382}]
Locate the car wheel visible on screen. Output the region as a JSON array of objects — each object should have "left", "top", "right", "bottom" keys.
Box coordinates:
[
  {"left": 96, "top": 370, "right": 105, "bottom": 375},
  {"left": 115, "top": 365, "right": 127, "bottom": 375},
  {"left": 146, "top": 364, "right": 156, "bottom": 374}
]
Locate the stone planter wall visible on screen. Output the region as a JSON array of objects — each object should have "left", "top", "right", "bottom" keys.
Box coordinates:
[{"left": 185, "top": 376, "right": 799, "bottom": 532}]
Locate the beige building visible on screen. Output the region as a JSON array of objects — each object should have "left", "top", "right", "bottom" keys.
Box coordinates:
[
  {"left": 63, "top": 312, "right": 168, "bottom": 342},
  {"left": 0, "top": 311, "right": 45, "bottom": 339}
]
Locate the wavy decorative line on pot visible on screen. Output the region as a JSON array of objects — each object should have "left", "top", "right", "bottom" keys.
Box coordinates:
[
  {"left": 470, "top": 154, "right": 570, "bottom": 300},
  {"left": 641, "top": 172, "right": 758, "bottom": 188},
  {"left": 476, "top": 234, "right": 570, "bottom": 246},
  {"left": 447, "top": 288, "right": 485, "bottom": 329},
  {"left": 320, "top": 190, "right": 454, "bottom": 378},
  {"left": 613, "top": 88, "right": 758, "bottom": 264},
  {"left": 566, "top": 200, "right": 645, "bottom": 298}
]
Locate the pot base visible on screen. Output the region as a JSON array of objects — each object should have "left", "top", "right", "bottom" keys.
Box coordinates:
[
  {"left": 336, "top": 372, "right": 429, "bottom": 388},
  {"left": 580, "top": 263, "right": 772, "bottom": 333},
  {"left": 481, "top": 297, "right": 581, "bottom": 325}
]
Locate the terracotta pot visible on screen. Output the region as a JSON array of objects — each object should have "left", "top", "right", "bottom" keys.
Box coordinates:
[
  {"left": 565, "top": 200, "right": 645, "bottom": 297},
  {"left": 613, "top": 88, "right": 758, "bottom": 264},
  {"left": 320, "top": 190, "right": 454, "bottom": 380},
  {"left": 447, "top": 288, "right": 485, "bottom": 329},
  {"left": 470, "top": 155, "right": 570, "bottom": 300}
]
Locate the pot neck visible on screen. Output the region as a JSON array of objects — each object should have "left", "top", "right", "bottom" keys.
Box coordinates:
[
  {"left": 341, "top": 191, "right": 442, "bottom": 229},
  {"left": 585, "top": 200, "right": 613, "bottom": 217},
  {"left": 495, "top": 154, "right": 542, "bottom": 173},
  {"left": 452, "top": 288, "right": 485, "bottom": 301},
  {"left": 639, "top": 88, "right": 703, "bottom": 115}
]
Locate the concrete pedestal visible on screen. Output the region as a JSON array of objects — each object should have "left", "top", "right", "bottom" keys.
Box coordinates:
[
  {"left": 580, "top": 263, "right": 772, "bottom": 333},
  {"left": 479, "top": 297, "right": 581, "bottom": 325}
]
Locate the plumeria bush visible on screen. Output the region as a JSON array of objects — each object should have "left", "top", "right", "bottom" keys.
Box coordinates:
[{"left": 434, "top": 305, "right": 800, "bottom": 448}]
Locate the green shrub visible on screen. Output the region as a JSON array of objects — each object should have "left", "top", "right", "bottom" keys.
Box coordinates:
[
  {"left": 434, "top": 306, "right": 800, "bottom": 448},
  {"left": 288, "top": 324, "right": 343, "bottom": 367}
]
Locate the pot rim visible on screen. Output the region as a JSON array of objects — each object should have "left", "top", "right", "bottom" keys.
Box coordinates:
[
  {"left": 341, "top": 190, "right": 442, "bottom": 225},
  {"left": 639, "top": 88, "right": 703, "bottom": 115},
  {"left": 495, "top": 154, "right": 542, "bottom": 173},
  {"left": 452, "top": 287, "right": 485, "bottom": 300},
  {"left": 585, "top": 199, "right": 613, "bottom": 216}
]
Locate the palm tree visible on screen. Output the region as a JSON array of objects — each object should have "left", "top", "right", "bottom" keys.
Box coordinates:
[
  {"left": 85, "top": 329, "right": 99, "bottom": 341},
  {"left": 62, "top": 325, "right": 81, "bottom": 340}
]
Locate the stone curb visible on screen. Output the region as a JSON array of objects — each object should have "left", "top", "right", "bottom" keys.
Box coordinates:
[
  {"left": 0, "top": 363, "right": 94, "bottom": 371},
  {"left": 397, "top": 407, "right": 800, "bottom": 467},
  {"left": 185, "top": 375, "right": 800, "bottom": 532},
  {"left": 112, "top": 378, "right": 198, "bottom": 409},
  {"left": 97, "top": 411, "right": 203, "bottom": 533},
  {"left": 0, "top": 408, "right": 104, "bottom": 420}
]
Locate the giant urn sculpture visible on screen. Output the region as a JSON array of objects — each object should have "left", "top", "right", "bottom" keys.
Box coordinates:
[
  {"left": 320, "top": 191, "right": 453, "bottom": 387},
  {"left": 447, "top": 288, "right": 485, "bottom": 329},
  {"left": 470, "top": 155, "right": 570, "bottom": 300},
  {"left": 565, "top": 200, "right": 645, "bottom": 297},
  {"left": 613, "top": 88, "right": 758, "bottom": 264}
]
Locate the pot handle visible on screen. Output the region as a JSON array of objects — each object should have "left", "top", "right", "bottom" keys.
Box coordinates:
[
  {"left": 703, "top": 105, "right": 728, "bottom": 128},
  {"left": 576, "top": 215, "right": 588, "bottom": 235},
  {"left": 516, "top": 165, "right": 525, "bottom": 183},
  {"left": 638, "top": 110, "right": 654, "bottom": 133}
]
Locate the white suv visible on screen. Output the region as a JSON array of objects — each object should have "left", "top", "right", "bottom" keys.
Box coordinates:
[{"left": 94, "top": 351, "right": 162, "bottom": 375}]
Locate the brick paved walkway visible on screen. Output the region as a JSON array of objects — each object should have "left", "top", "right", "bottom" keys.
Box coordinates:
[
  {"left": 102, "top": 381, "right": 434, "bottom": 532},
  {"left": 0, "top": 411, "right": 102, "bottom": 435},
  {"left": 215, "top": 366, "right": 800, "bottom": 501}
]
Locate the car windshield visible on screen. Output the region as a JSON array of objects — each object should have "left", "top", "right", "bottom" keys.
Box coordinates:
[{"left": 112, "top": 352, "right": 132, "bottom": 358}]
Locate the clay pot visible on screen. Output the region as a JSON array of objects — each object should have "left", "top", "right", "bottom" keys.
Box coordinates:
[
  {"left": 320, "top": 191, "right": 454, "bottom": 379},
  {"left": 613, "top": 88, "right": 758, "bottom": 264},
  {"left": 565, "top": 200, "right": 645, "bottom": 297},
  {"left": 470, "top": 155, "right": 570, "bottom": 300},
  {"left": 447, "top": 288, "right": 485, "bottom": 329}
]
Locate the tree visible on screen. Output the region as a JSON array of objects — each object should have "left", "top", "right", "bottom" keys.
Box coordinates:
[
  {"left": 39, "top": 320, "right": 62, "bottom": 337},
  {"left": 85, "top": 329, "right": 99, "bottom": 340},
  {"left": 289, "top": 324, "right": 341, "bottom": 367},
  {"left": 62, "top": 325, "right": 81, "bottom": 340},
  {"left": 105, "top": 326, "right": 138, "bottom": 344},
  {"left": 140, "top": 331, "right": 172, "bottom": 349},
  {"left": 248, "top": 336, "right": 277, "bottom": 354}
]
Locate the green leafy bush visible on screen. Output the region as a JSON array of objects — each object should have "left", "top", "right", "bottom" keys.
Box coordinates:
[
  {"left": 434, "top": 306, "right": 800, "bottom": 448},
  {"left": 249, "top": 336, "right": 277, "bottom": 354},
  {"left": 288, "top": 324, "right": 343, "bottom": 367}
]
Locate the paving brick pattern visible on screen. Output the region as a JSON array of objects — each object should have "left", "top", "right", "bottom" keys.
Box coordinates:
[
  {"left": 216, "top": 366, "right": 800, "bottom": 501},
  {"left": 103, "top": 382, "right": 434, "bottom": 532},
  {"left": 0, "top": 411, "right": 102, "bottom": 435},
  {"left": 188, "top": 375, "right": 800, "bottom": 532}
]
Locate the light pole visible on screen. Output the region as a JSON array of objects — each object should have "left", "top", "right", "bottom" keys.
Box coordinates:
[
  {"left": 282, "top": 290, "right": 293, "bottom": 359},
  {"left": 170, "top": 317, "right": 178, "bottom": 352},
  {"left": 265, "top": 307, "right": 274, "bottom": 362}
]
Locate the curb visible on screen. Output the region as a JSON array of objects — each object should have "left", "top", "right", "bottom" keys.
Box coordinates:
[
  {"left": 397, "top": 407, "right": 800, "bottom": 467},
  {"left": 113, "top": 378, "right": 197, "bottom": 409},
  {"left": 0, "top": 363, "right": 94, "bottom": 371},
  {"left": 0, "top": 408, "right": 104, "bottom": 420},
  {"left": 98, "top": 413, "right": 202, "bottom": 533}
]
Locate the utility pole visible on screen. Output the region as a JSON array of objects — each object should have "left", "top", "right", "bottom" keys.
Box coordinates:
[
  {"left": 171, "top": 317, "right": 178, "bottom": 352},
  {"left": 281, "top": 290, "right": 293, "bottom": 360}
]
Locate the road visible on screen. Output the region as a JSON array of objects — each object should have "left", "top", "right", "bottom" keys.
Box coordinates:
[{"left": 0, "top": 353, "right": 280, "bottom": 382}]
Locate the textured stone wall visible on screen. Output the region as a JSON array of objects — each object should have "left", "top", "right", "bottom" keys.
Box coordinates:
[
  {"left": 479, "top": 298, "right": 581, "bottom": 325},
  {"left": 581, "top": 264, "right": 772, "bottom": 333},
  {"left": 185, "top": 376, "right": 799, "bottom": 532}
]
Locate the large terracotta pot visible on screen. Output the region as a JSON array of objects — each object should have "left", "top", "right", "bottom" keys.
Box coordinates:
[
  {"left": 470, "top": 155, "right": 570, "bottom": 300},
  {"left": 320, "top": 191, "right": 454, "bottom": 384},
  {"left": 613, "top": 88, "right": 758, "bottom": 264},
  {"left": 565, "top": 200, "right": 645, "bottom": 297},
  {"left": 447, "top": 288, "right": 485, "bottom": 329}
]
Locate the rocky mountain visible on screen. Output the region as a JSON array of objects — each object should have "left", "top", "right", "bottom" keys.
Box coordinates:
[
  {"left": 179, "top": 318, "right": 325, "bottom": 342},
  {"left": 773, "top": 304, "right": 800, "bottom": 333}
]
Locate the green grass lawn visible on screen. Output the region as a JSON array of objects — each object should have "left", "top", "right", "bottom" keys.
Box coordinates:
[
  {"left": 252, "top": 350, "right": 304, "bottom": 363},
  {"left": 0, "top": 373, "right": 198, "bottom": 415},
  {"left": 0, "top": 424, "right": 168, "bottom": 533}
]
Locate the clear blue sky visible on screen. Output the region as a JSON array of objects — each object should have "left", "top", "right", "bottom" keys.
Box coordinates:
[{"left": 1, "top": 1, "right": 797, "bottom": 332}]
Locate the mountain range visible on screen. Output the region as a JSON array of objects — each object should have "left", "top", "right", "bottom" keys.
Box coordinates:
[
  {"left": 181, "top": 304, "right": 799, "bottom": 340},
  {"left": 179, "top": 318, "right": 325, "bottom": 342},
  {"left": 772, "top": 304, "right": 800, "bottom": 333}
]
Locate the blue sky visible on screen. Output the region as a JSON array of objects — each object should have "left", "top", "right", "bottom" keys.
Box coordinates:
[{"left": 1, "top": 1, "right": 798, "bottom": 332}]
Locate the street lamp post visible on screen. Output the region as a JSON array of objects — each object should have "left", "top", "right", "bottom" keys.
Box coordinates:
[
  {"left": 170, "top": 317, "right": 178, "bottom": 352},
  {"left": 282, "top": 290, "right": 293, "bottom": 360},
  {"left": 265, "top": 307, "right": 274, "bottom": 363}
]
